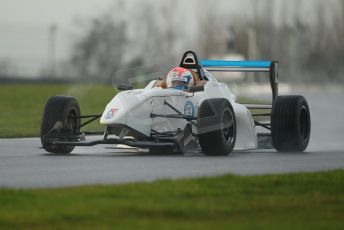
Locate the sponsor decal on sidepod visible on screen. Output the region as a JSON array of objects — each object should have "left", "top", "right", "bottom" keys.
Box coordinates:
[{"left": 184, "top": 101, "right": 195, "bottom": 117}]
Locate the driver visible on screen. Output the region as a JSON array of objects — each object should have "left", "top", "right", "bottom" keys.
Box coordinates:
[{"left": 165, "top": 67, "right": 194, "bottom": 91}]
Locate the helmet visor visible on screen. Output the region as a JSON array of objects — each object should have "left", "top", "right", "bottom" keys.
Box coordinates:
[{"left": 171, "top": 80, "right": 189, "bottom": 89}]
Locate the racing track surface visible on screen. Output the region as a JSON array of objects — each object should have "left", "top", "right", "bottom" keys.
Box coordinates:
[{"left": 1, "top": 87, "right": 344, "bottom": 188}]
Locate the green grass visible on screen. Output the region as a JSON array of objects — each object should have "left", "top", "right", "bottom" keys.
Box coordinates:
[
  {"left": 0, "top": 84, "right": 117, "bottom": 137},
  {"left": 0, "top": 170, "right": 343, "bottom": 229}
]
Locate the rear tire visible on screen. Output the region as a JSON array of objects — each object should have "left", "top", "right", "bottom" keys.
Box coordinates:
[
  {"left": 198, "top": 99, "right": 236, "bottom": 156},
  {"left": 40, "top": 96, "right": 80, "bottom": 154},
  {"left": 271, "top": 95, "right": 311, "bottom": 152}
]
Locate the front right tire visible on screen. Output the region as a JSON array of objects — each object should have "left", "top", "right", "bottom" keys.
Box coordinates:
[{"left": 40, "top": 96, "right": 80, "bottom": 154}]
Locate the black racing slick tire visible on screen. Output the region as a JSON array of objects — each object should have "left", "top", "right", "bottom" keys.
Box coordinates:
[
  {"left": 271, "top": 95, "right": 311, "bottom": 152},
  {"left": 40, "top": 96, "right": 81, "bottom": 154},
  {"left": 197, "top": 99, "right": 236, "bottom": 156}
]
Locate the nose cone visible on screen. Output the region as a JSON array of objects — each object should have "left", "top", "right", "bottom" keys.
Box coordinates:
[{"left": 100, "top": 90, "right": 147, "bottom": 125}]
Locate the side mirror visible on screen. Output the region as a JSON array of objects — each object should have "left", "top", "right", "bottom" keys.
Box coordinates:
[
  {"left": 117, "top": 83, "right": 133, "bottom": 91},
  {"left": 189, "top": 85, "right": 204, "bottom": 93}
]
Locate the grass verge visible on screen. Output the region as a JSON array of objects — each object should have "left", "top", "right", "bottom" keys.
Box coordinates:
[
  {"left": 0, "top": 84, "right": 116, "bottom": 137},
  {"left": 0, "top": 84, "right": 270, "bottom": 138},
  {"left": 0, "top": 170, "right": 343, "bottom": 229}
]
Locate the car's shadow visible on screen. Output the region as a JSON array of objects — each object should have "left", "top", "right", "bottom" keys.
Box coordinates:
[
  {"left": 39, "top": 146, "right": 313, "bottom": 158},
  {"left": 40, "top": 150, "right": 204, "bottom": 158},
  {"left": 39, "top": 147, "right": 296, "bottom": 158}
]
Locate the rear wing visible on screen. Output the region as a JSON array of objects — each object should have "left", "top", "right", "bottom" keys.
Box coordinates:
[{"left": 200, "top": 60, "right": 279, "bottom": 102}]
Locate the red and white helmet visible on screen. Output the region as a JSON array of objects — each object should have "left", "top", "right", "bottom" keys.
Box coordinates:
[{"left": 166, "top": 67, "right": 194, "bottom": 90}]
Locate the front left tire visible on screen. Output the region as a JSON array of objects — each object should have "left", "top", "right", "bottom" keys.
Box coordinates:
[{"left": 197, "top": 99, "right": 236, "bottom": 156}]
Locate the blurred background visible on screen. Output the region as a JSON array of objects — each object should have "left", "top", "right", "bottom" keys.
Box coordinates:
[{"left": 0, "top": 0, "right": 343, "bottom": 84}]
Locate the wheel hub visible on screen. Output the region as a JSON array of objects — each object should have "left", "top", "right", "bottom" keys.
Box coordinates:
[{"left": 222, "top": 109, "right": 234, "bottom": 144}]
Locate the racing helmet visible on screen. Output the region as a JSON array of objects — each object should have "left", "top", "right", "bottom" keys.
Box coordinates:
[{"left": 166, "top": 67, "right": 194, "bottom": 91}]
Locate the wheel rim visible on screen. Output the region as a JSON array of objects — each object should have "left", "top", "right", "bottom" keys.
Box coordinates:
[
  {"left": 67, "top": 109, "right": 78, "bottom": 134},
  {"left": 299, "top": 105, "right": 310, "bottom": 140},
  {"left": 222, "top": 108, "right": 234, "bottom": 144}
]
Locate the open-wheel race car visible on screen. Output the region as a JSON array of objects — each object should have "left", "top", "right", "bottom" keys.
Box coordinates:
[{"left": 41, "top": 51, "right": 311, "bottom": 155}]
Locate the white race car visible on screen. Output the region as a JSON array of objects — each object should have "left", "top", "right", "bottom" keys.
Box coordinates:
[{"left": 41, "top": 51, "right": 311, "bottom": 155}]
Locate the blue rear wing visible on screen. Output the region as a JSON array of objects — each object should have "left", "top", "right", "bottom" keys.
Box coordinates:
[
  {"left": 200, "top": 60, "right": 272, "bottom": 72},
  {"left": 200, "top": 59, "right": 279, "bottom": 101}
]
